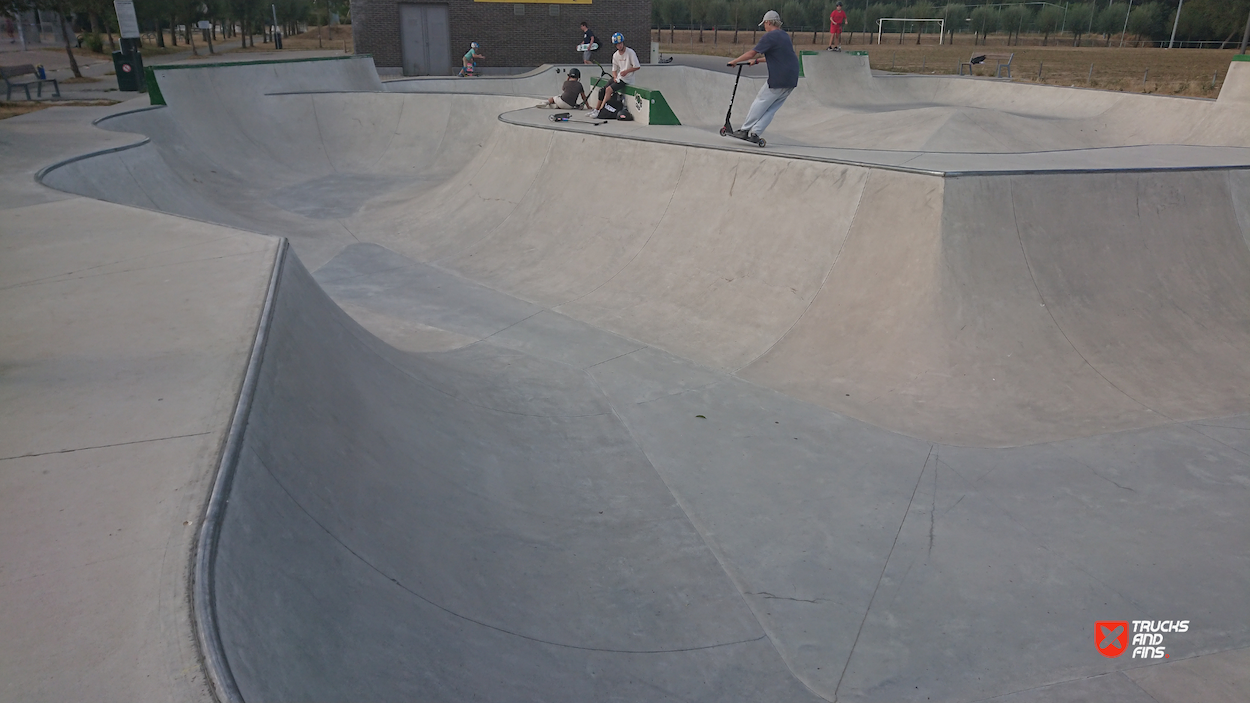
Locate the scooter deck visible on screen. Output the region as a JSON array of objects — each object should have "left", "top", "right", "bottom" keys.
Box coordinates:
[{"left": 718, "top": 126, "right": 766, "bottom": 147}]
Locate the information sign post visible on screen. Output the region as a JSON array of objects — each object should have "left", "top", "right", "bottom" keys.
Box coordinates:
[{"left": 113, "top": 0, "right": 146, "bottom": 91}]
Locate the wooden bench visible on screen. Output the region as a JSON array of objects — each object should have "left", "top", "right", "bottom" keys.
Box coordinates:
[
  {"left": 2, "top": 64, "right": 61, "bottom": 100},
  {"left": 959, "top": 52, "right": 1014, "bottom": 79}
]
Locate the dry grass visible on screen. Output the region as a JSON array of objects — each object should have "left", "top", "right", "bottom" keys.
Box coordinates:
[
  {"left": 60, "top": 40, "right": 189, "bottom": 59},
  {"left": 655, "top": 29, "right": 1240, "bottom": 97},
  {"left": 134, "top": 26, "right": 352, "bottom": 57},
  {"left": 61, "top": 76, "right": 102, "bottom": 83},
  {"left": 0, "top": 99, "right": 120, "bottom": 121},
  {"left": 225, "top": 25, "right": 354, "bottom": 54}
]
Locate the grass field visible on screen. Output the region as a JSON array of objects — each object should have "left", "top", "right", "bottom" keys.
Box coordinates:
[{"left": 656, "top": 29, "right": 1243, "bottom": 97}]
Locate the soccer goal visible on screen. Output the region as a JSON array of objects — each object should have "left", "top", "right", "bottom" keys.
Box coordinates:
[{"left": 875, "top": 18, "right": 946, "bottom": 45}]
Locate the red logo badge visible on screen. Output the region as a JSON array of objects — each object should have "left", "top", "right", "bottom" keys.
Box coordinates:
[{"left": 1096, "top": 621, "right": 1129, "bottom": 658}]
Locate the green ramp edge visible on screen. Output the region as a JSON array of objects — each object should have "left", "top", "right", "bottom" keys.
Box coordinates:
[
  {"left": 588, "top": 78, "right": 681, "bottom": 125},
  {"left": 799, "top": 49, "right": 820, "bottom": 77},
  {"left": 145, "top": 54, "right": 370, "bottom": 107}
]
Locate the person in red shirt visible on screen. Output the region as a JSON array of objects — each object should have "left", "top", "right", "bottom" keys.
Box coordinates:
[{"left": 827, "top": 2, "right": 847, "bottom": 51}]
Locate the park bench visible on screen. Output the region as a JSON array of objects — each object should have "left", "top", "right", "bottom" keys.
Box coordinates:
[
  {"left": 959, "top": 52, "right": 1014, "bottom": 79},
  {"left": 2, "top": 64, "right": 61, "bottom": 100}
]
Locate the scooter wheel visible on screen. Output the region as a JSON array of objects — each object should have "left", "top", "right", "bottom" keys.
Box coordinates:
[
  {"left": 719, "top": 126, "right": 730, "bottom": 137},
  {"left": 757, "top": 138, "right": 766, "bottom": 148}
]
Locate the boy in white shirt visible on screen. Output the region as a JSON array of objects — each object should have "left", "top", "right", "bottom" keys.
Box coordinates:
[{"left": 589, "top": 32, "right": 640, "bottom": 118}]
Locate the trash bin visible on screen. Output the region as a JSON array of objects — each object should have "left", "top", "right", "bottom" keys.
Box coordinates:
[{"left": 112, "top": 49, "right": 145, "bottom": 92}]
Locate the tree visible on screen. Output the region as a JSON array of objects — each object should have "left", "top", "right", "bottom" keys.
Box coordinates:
[
  {"left": 912, "top": 1, "right": 935, "bottom": 44},
  {"left": 689, "top": 0, "right": 708, "bottom": 42},
  {"left": 706, "top": 0, "right": 726, "bottom": 43},
  {"left": 865, "top": 3, "right": 896, "bottom": 44},
  {"left": 998, "top": 3, "right": 1031, "bottom": 46},
  {"left": 655, "top": 0, "right": 680, "bottom": 43},
  {"left": 809, "top": 0, "right": 827, "bottom": 44},
  {"left": 77, "top": 0, "right": 121, "bottom": 51},
  {"left": 1067, "top": 3, "right": 1094, "bottom": 46},
  {"left": 1035, "top": 5, "right": 1065, "bottom": 46},
  {"left": 1096, "top": 3, "right": 1127, "bottom": 46},
  {"left": 227, "top": 0, "right": 262, "bottom": 47},
  {"left": 33, "top": 0, "right": 83, "bottom": 77},
  {"left": 969, "top": 6, "right": 998, "bottom": 45},
  {"left": 726, "top": 0, "right": 748, "bottom": 43},
  {"left": 781, "top": 0, "right": 801, "bottom": 36},
  {"left": 845, "top": 7, "right": 864, "bottom": 44},
  {"left": 1171, "top": 0, "right": 1250, "bottom": 47},
  {"left": 1127, "top": 2, "right": 1163, "bottom": 46},
  {"left": 942, "top": 3, "right": 968, "bottom": 45},
  {"left": 132, "top": 0, "right": 168, "bottom": 47},
  {"left": 892, "top": 3, "right": 911, "bottom": 43}
]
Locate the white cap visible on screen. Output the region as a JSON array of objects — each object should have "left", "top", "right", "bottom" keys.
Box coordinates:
[{"left": 759, "top": 10, "right": 781, "bottom": 27}]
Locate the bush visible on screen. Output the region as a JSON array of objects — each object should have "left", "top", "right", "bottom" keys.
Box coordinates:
[{"left": 85, "top": 33, "right": 104, "bottom": 53}]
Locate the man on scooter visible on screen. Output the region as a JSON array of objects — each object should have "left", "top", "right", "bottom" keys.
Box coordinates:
[
  {"left": 589, "top": 32, "right": 640, "bottom": 119},
  {"left": 727, "top": 10, "right": 798, "bottom": 144}
]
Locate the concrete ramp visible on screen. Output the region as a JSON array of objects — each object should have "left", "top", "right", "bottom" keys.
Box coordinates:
[
  {"left": 1217, "top": 56, "right": 1250, "bottom": 106},
  {"left": 742, "top": 169, "right": 1250, "bottom": 445},
  {"left": 46, "top": 59, "right": 1250, "bottom": 445},
  {"left": 213, "top": 252, "right": 820, "bottom": 701},
  {"left": 33, "top": 56, "right": 1250, "bottom": 702}
]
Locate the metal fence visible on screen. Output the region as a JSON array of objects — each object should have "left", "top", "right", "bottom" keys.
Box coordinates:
[
  {"left": 651, "top": 24, "right": 1244, "bottom": 50},
  {"left": 7, "top": 10, "right": 71, "bottom": 49}
]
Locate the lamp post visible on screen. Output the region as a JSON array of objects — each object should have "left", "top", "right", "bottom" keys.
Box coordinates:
[
  {"left": 1118, "top": 0, "right": 1134, "bottom": 48},
  {"left": 1240, "top": 6, "right": 1250, "bottom": 55},
  {"left": 1168, "top": 0, "right": 1184, "bottom": 49}
]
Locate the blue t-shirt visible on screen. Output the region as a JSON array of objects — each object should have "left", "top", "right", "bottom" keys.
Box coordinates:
[{"left": 754, "top": 29, "right": 799, "bottom": 89}]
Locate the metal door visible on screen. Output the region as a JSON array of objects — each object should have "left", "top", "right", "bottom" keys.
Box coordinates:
[{"left": 399, "top": 4, "right": 451, "bottom": 76}]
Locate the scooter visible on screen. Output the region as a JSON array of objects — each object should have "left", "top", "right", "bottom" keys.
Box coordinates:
[{"left": 718, "top": 62, "right": 766, "bottom": 148}]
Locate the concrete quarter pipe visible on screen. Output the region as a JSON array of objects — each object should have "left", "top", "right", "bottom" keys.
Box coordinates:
[{"left": 38, "top": 54, "right": 1250, "bottom": 701}]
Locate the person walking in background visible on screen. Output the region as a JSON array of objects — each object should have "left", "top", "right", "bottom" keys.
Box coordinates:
[
  {"left": 727, "top": 10, "right": 798, "bottom": 144},
  {"left": 579, "top": 21, "right": 597, "bottom": 65},
  {"left": 827, "top": 2, "right": 847, "bottom": 51}
]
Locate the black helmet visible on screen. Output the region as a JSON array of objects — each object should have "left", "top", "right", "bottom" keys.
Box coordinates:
[{"left": 568, "top": 68, "right": 581, "bottom": 78}]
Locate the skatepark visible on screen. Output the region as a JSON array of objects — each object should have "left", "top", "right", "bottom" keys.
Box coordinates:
[{"left": 3, "top": 50, "right": 1250, "bottom": 701}]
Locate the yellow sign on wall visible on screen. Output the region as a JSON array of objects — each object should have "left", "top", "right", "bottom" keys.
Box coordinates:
[{"left": 475, "top": 0, "right": 591, "bottom": 4}]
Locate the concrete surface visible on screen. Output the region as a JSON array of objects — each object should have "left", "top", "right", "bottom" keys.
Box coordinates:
[
  {"left": 5, "top": 52, "right": 1250, "bottom": 702},
  {"left": 0, "top": 47, "right": 349, "bottom": 101},
  {"left": 0, "top": 99, "right": 280, "bottom": 702}
]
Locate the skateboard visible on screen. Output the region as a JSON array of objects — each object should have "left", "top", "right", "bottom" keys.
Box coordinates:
[{"left": 576, "top": 42, "right": 599, "bottom": 52}]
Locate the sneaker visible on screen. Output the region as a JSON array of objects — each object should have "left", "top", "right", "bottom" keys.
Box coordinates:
[
  {"left": 826, "top": 46, "right": 834, "bottom": 51},
  {"left": 733, "top": 129, "right": 749, "bottom": 139},
  {"left": 834, "top": 47, "right": 842, "bottom": 52},
  {"left": 536, "top": 102, "right": 550, "bottom": 108},
  {"left": 746, "top": 133, "right": 761, "bottom": 143},
  {"left": 587, "top": 110, "right": 599, "bottom": 119}
]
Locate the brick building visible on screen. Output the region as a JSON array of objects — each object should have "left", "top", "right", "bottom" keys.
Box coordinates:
[{"left": 351, "top": 0, "right": 652, "bottom": 76}]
